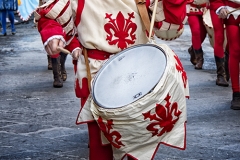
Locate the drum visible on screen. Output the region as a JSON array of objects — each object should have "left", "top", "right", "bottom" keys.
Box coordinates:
[
  {"left": 92, "top": 44, "right": 167, "bottom": 109},
  {"left": 90, "top": 43, "right": 189, "bottom": 159},
  {"left": 203, "top": 9, "right": 227, "bottom": 49},
  {"left": 149, "top": 0, "right": 187, "bottom": 41}
]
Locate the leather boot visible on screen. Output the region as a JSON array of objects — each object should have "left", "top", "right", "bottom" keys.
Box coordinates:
[
  {"left": 231, "top": 92, "right": 240, "bottom": 110},
  {"left": 188, "top": 46, "right": 197, "bottom": 65},
  {"left": 215, "top": 56, "right": 229, "bottom": 87},
  {"left": 194, "top": 48, "right": 204, "bottom": 70},
  {"left": 47, "top": 55, "right": 52, "bottom": 70},
  {"left": 224, "top": 51, "right": 230, "bottom": 81},
  {"left": 60, "top": 52, "right": 67, "bottom": 81},
  {"left": 51, "top": 56, "right": 63, "bottom": 88}
]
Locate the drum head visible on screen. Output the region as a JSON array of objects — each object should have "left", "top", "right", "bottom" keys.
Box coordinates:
[{"left": 92, "top": 44, "right": 167, "bottom": 109}]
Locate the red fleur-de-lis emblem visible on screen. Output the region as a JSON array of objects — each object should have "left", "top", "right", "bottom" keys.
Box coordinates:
[
  {"left": 104, "top": 11, "right": 137, "bottom": 50},
  {"left": 97, "top": 117, "right": 125, "bottom": 149},
  {"left": 143, "top": 93, "right": 182, "bottom": 137},
  {"left": 174, "top": 54, "right": 188, "bottom": 88}
]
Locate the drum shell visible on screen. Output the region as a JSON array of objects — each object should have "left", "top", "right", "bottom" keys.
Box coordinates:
[
  {"left": 90, "top": 43, "right": 189, "bottom": 159},
  {"left": 91, "top": 43, "right": 188, "bottom": 115},
  {"left": 149, "top": 0, "right": 187, "bottom": 41},
  {"left": 203, "top": 9, "right": 227, "bottom": 49}
]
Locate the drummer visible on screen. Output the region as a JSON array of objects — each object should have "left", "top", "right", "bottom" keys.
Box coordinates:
[
  {"left": 37, "top": 0, "right": 68, "bottom": 88},
  {"left": 34, "top": 0, "right": 188, "bottom": 159},
  {"left": 186, "top": 0, "right": 208, "bottom": 69},
  {"left": 209, "top": 1, "right": 229, "bottom": 87},
  {"left": 210, "top": 0, "right": 240, "bottom": 110}
]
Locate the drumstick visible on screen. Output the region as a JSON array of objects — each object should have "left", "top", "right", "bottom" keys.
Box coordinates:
[
  {"left": 57, "top": 46, "right": 92, "bottom": 91},
  {"left": 148, "top": 0, "right": 158, "bottom": 40},
  {"left": 227, "top": 7, "right": 240, "bottom": 15},
  {"left": 57, "top": 47, "right": 71, "bottom": 54}
]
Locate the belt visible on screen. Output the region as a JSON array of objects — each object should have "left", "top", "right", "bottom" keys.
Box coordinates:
[{"left": 86, "top": 49, "right": 112, "bottom": 60}]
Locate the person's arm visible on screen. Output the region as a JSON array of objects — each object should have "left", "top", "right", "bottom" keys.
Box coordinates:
[
  {"left": 35, "top": 0, "right": 82, "bottom": 59},
  {"left": 209, "top": 0, "right": 225, "bottom": 11},
  {"left": 209, "top": 0, "right": 228, "bottom": 18}
]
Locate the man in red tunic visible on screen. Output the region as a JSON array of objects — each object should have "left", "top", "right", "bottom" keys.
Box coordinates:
[
  {"left": 209, "top": 1, "right": 229, "bottom": 86},
  {"left": 186, "top": 0, "right": 208, "bottom": 70},
  {"left": 34, "top": 0, "right": 188, "bottom": 159},
  {"left": 210, "top": 0, "right": 240, "bottom": 109}
]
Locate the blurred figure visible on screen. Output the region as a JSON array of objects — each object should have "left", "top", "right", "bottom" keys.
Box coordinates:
[
  {"left": 35, "top": 0, "right": 68, "bottom": 87},
  {"left": 50, "top": 52, "right": 68, "bottom": 88},
  {"left": 0, "top": 11, "right": 2, "bottom": 30},
  {"left": 187, "top": 0, "right": 208, "bottom": 70},
  {"left": 209, "top": 4, "right": 229, "bottom": 87},
  {"left": 1, "top": 10, "right": 16, "bottom": 36},
  {"left": 211, "top": 0, "right": 240, "bottom": 109},
  {"left": 39, "top": 0, "right": 52, "bottom": 71}
]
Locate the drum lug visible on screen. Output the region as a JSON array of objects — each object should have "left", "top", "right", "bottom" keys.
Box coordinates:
[
  {"left": 133, "top": 92, "right": 142, "bottom": 99},
  {"left": 118, "top": 56, "right": 125, "bottom": 61}
]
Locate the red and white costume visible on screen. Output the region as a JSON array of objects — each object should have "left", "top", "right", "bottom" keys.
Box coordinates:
[
  {"left": 210, "top": 0, "right": 240, "bottom": 93},
  {"left": 34, "top": 0, "right": 188, "bottom": 159},
  {"left": 209, "top": 1, "right": 227, "bottom": 59},
  {"left": 187, "top": 0, "right": 208, "bottom": 50}
]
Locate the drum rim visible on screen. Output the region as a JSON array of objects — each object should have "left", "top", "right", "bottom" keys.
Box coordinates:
[{"left": 92, "top": 43, "right": 167, "bottom": 109}]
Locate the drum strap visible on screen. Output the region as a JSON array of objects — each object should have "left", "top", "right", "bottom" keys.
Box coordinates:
[
  {"left": 83, "top": 47, "right": 92, "bottom": 91},
  {"left": 135, "top": 0, "right": 151, "bottom": 34}
]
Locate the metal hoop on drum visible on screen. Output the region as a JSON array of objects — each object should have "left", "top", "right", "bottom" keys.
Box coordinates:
[{"left": 91, "top": 44, "right": 167, "bottom": 109}]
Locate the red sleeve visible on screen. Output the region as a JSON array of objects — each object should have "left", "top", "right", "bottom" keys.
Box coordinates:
[
  {"left": 209, "top": 0, "right": 225, "bottom": 11},
  {"left": 162, "top": 0, "right": 187, "bottom": 25},
  {"left": 65, "top": 36, "right": 82, "bottom": 52},
  {"left": 36, "top": 0, "right": 81, "bottom": 52},
  {"left": 37, "top": 16, "right": 65, "bottom": 44},
  {"left": 35, "top": 1, "right": 66, "bottom": 44}
]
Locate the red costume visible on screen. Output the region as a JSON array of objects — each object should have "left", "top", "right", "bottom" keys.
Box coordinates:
[
  {"left": 207, "top": 2, "right": 229, "bottom": 86},
  {"left": 34, "top": 0, "right": 188, "bottom": 159},
  {"left": 186, "top": 0, "right": 208, "bottom": 69},
  {"left": 210, "top": 0, "right": 240, "bottom": 109}
]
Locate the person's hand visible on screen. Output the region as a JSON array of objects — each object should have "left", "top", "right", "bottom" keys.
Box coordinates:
[
  {"left": 45, "top": 38, "right": 65, "bottom": 56},
  {"left": 219, "top": 8, "right": 229, "bottom": 19},
  {"left": 71, "top": 48, "right": 82, "bottom": 60}
]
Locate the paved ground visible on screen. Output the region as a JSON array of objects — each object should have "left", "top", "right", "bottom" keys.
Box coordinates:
[{"left": 0, "top": 17, "right": 240, "bottom": 160}]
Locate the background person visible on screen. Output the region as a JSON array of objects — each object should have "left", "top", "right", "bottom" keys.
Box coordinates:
[
  {"left": 209, "top": 3, "right": 229, "bottom": 86},
  {"left": 210, "top": 0, "right": 240, "bottom": 109},
  {"left": 1, "top": 10, "right": 16, "bottom": 36},
  {"left": 187, "top": 0, "right": 208, "bottom": 70}
]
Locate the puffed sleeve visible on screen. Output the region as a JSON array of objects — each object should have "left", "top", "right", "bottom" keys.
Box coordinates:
[
  {"left": 209, "top": 0, "right": 225, "bottom": 12},
  {"left": 34, "top": 0, "right": 81, "bottom": 52}
]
